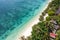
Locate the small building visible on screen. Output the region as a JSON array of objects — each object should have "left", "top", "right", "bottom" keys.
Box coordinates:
[
  {"left": 50, "top": 19, "right": 60, "bottom": 31},
  {"left": 50, "top": 19, "right": 57, "bottom": 25},
  {"left": 50, "top": 33, "right": 57, "bottom": 38}
]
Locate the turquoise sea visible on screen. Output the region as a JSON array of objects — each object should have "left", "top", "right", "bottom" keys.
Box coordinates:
[{"left": 0, "top": 0, "right": 49, "bottom": 40}]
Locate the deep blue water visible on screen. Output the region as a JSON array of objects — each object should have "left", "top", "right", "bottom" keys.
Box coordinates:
[{"left": 0, "top": 0, "right": 49, "bottom": 40}]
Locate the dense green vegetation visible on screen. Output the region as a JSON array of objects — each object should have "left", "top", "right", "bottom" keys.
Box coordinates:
[
  {"left": 21, "top": 0, "right": 60, "bottom": 40},
  {"left": 32, "top": 22, "right": 49, "bottom": 40}
]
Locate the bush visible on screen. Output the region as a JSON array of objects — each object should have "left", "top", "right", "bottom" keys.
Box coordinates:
[
  {"left": 47, "top": 9, "right": 55, "bottom": 16},
  {"left": 46, "top": 16, "right": 51, "bottom": 21},
  {"left": 56, "top": 30, "right": 60, "bottom": 40},
  {"left": 39, "top": 15, "right": 44, "bottom": 21}
]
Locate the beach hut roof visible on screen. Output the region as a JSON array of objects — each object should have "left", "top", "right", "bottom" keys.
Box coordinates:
[{"left": 50, "top": 33, "right": 57, "bottom": 38}]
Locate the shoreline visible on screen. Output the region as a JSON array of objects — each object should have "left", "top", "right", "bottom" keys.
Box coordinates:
[
  {"left": 6, "top": 0, "right": 52, "bottom": 40},
  {"left": 17, "top": 0, "right": 52, "bottom": 40}
]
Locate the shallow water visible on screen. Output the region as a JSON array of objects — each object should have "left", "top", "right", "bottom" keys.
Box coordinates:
[{"left": 0, "top": 0, "right": 49, "bottom": 40}]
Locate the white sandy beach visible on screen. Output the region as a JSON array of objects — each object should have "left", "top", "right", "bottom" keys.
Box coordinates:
[
  {"left": 17, "top": 0, "right": 52, "bottom": 40},
  {"left": 6, "top": 0, "right": 52, "bottom": 40}
]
